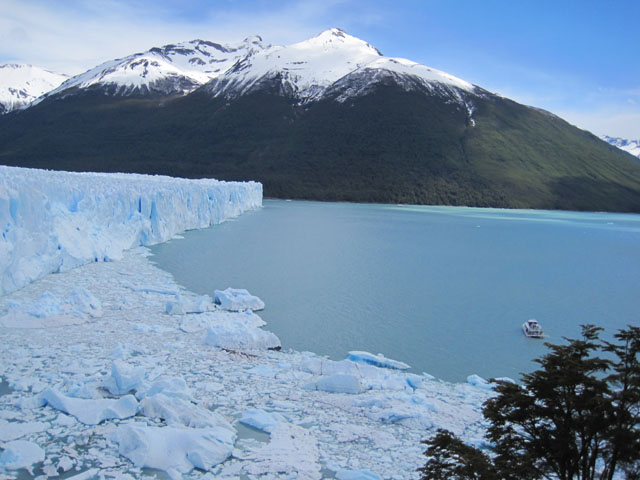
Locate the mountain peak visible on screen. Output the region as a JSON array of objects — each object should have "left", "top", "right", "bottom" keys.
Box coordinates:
[
  {"left": 300, "top": 28, "right": 383, "bottom": 56},
  {"left": 0, "top": 63, "right": 68, "bottom": 113}
]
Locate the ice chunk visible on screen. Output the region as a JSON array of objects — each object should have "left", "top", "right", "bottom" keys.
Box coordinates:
[
  {"left": 336, "top": 470, "right": 382, "bottom": 480},
  {"left": 206, "top": 323, "right": 281, "bottom": 351},
  {"left": 347, "top": 351, "right": 410, "bottom": 370},
  {"left": 304, "top": 374, "right": 364, "bottom": 394},
  {"left": 34, "top": 388, "right": 138, "bottom": 424},
  {"left": 240, "top": 408, "right": 286, "bottom": 433},
  {"left": 214, "top": 287, "right": 265, "bottom": 311},
  {"left": 66, "top": 287, "right": 103, "bottom": 318},
  {"left": 140, "top": 393, "right": 233, "bottom": 430},
  {"left": 0, "top": 419, "right": 49, "bottom": 441},
  {"left": 0, "top": 440, "right": 45, "bottom": 470},
  {"left": 165, "top": 300, "right": 185, "bottom": 315},
  {"left": 467, "top": 374, "right": 493, "bottom": 390},
  {"left": 144, "top": 377, "right": 193, "bottom": 401},
  {"left": 112, "top": 423, "right": 235, "bottom": 478},
  {"left": 166, "top": 294, "right": 214, "bottom": 315},
  {"left": 103, "top": 360, "right": 146, "bottom": 396}
]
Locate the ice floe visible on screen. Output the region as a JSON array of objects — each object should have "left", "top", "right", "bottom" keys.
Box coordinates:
[
  {"left": 28, "top": 388, "right": 138, "bottom": 425},
  {"left": 112, "top": 423, "right": 235, "bottom": 479},
  {"left": 0, "top": 439, "right": 45, "bottom": 472},
  {"left": 214, "top": 287, "right": 265, "bottom": 311},
  {"left": 240, "top": 408, "right": 286, "bottom": 433},
  {"left": 348, "top": 350, "right": 411, "bottom": 370},
  {"left": 206, "top": 322, "right": 281, "bottom": 351}
]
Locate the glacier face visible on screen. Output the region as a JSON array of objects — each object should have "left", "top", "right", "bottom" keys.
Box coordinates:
[{"left": 0, "top": 166, "right": 262, "bottom": 295}]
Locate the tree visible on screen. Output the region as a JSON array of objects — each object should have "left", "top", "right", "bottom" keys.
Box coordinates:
[{"left": 419, "top": 325, "right": 640, "bottom": 480}]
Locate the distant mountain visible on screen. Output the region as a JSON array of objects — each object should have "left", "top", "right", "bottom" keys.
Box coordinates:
[
  {"left": 1, "top": 29, "right": 640, "bottom": 212},
  {"left": 35, "top": 37, "right": 265, "bottom": 101},
  {"left": 601, "top": 135, "right": 640, "bottom": 159},
  {"left": 0, "top": 64, "right": 67, "bottom": 114}
]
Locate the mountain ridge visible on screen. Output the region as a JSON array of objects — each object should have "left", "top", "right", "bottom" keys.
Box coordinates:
[{"left": 1, "top": 29, "right": 639, "bottom": 213}]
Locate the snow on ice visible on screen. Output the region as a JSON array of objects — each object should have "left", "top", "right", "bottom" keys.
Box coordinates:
[{"left": 0, "top": 167, "right": 494, "bottom": 479}]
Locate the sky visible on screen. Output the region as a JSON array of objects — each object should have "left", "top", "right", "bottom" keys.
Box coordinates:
[{"left": 1, "top": 0, "right": 639, "bottom": 139}]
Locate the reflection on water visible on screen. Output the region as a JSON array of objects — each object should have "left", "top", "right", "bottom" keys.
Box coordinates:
[{"left": 151, "top": 200, "right": 640, "bottom": 383}]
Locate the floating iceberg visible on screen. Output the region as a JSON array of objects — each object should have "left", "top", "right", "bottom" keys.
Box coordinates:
[
  {"left": 214, "top": 287, "right": 265, "bottom": 311},
  {"left": 103, "top": 360, "right": 146, "bottom": 396},
  {"left": 347, "top": 351, "right": 410, "bottom": 370},
  {"left": 240, "top": 408, "right": 286, "bottom": 433},
  {"left": 32, "top": 388, "right": 138, "bottom": 425},
  {"left": 206, "top": 323, "right": 281, "bottom": 351},
  {"left": 0, "top": 166, "right": 262, "bottom": 295},
  {"left": 140, "top": 393, "right": 233, "bottom": 430},
  {"left": 0, "top": 419, "right": 49, "bottom": 442},
  {"left": 112, "top": 423, "right": 235, "bottom": 479},
  {"left": 0, "top": 440, "right": 45, "bottom": 471}
]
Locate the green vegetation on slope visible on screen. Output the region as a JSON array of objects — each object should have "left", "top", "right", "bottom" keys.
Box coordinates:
[{"left": 1, "top": 84, "right": 639, "bottom": 212}]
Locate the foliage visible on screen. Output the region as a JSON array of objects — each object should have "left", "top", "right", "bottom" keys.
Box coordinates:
[{"left": 419, "top": 325, "right": 640, "bottom": 480}]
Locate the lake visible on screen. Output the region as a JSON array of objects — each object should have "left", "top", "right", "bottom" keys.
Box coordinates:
[{"left": 150, "top": 200, "right": 640, "bottom": 382}]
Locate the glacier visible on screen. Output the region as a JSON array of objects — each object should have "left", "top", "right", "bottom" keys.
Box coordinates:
[
  {"left": 0, "top": 165, "right": 262, "bottom": 295},
  {"left": 0, "top": 166, "right": 497, "bottom": 479}
]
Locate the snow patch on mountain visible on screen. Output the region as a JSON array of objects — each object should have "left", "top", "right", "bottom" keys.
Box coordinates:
[
  {"left": 602, "top": 135, "right": 640, "bottom": 159},
  {"left": 0, "top": 64, "right": 67, "bottom": 114},
  {"left": 37, "top": 37, "right": 267, "bottom": 101},
  {"left": 206, "top": 28, "right": 476, "bottom": 104},
  {"left": 35, "top": 28, "right": 478, "bottom": 108}
]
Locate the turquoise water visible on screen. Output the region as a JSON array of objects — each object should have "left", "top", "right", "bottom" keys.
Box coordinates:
[{"left": 150, "top": 200, "right": 640, "bottom": 382}]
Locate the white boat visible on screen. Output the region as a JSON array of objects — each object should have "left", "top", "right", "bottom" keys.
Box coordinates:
[{"left": 522, "top": 319, "right": 544, "bottom": 338}]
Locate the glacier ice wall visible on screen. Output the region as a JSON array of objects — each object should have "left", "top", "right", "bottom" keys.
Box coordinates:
[{"left": 0, "top": 166, "right": 262, "bottom": 295}]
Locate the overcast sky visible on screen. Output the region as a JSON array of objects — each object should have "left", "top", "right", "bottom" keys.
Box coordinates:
[{"left": 1, "top": 0, "right": 638, "bottom": 139}]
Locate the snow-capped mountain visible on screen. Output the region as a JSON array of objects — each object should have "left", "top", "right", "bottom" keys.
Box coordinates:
[
  {"left": 38, "top": 37, "right": 266, "bottom": 101},
  {"left": 204, "top": 28, "right": 476, "bottom": 103},
  {"left": 601, "top": 135, "right": 640, "bottom": 159},
  {"left": 0, "top": 64, "right": 68, "bottom": 114},
  {"left": 4, "top": 28, "right": 640, "bottom": 213},
  {"left": 39, "top": 29, "right": 477, "bottom": 110}
]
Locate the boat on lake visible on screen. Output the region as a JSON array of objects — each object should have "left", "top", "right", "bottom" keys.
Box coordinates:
[{"left": 522, "top": 319, "right": 544, "bottom": 338}]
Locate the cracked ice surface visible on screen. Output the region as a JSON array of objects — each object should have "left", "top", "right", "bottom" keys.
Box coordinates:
[{"left": 0, "top": 247, "right": 493, "bottom": 479}]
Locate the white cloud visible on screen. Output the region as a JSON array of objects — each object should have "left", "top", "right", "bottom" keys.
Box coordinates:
[{"left": 557, "top": 110, "right": 640, "bottom": 140}]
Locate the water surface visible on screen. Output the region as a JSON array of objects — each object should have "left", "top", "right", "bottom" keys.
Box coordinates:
[{"left": 151, "top": 200, "right": 640, "bottom": 382}]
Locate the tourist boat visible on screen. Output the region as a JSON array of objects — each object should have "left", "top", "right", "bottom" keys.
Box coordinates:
[{"left": 522, "top": 319, "right": 544, "bottom": 338}]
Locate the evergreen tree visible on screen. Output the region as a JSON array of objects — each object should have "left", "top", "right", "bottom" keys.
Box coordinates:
[{"left": 419, "top": 325, "right": 640, "bottom": 480}]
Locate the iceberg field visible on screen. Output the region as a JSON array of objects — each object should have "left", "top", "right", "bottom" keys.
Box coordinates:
[{"left": 0, "top": 167, "right": 494, "bottom": 479}]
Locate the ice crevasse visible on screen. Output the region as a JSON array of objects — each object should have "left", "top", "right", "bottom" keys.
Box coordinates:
[{"left": 0, "top": 166, "right": 262, "bottom": 295}]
